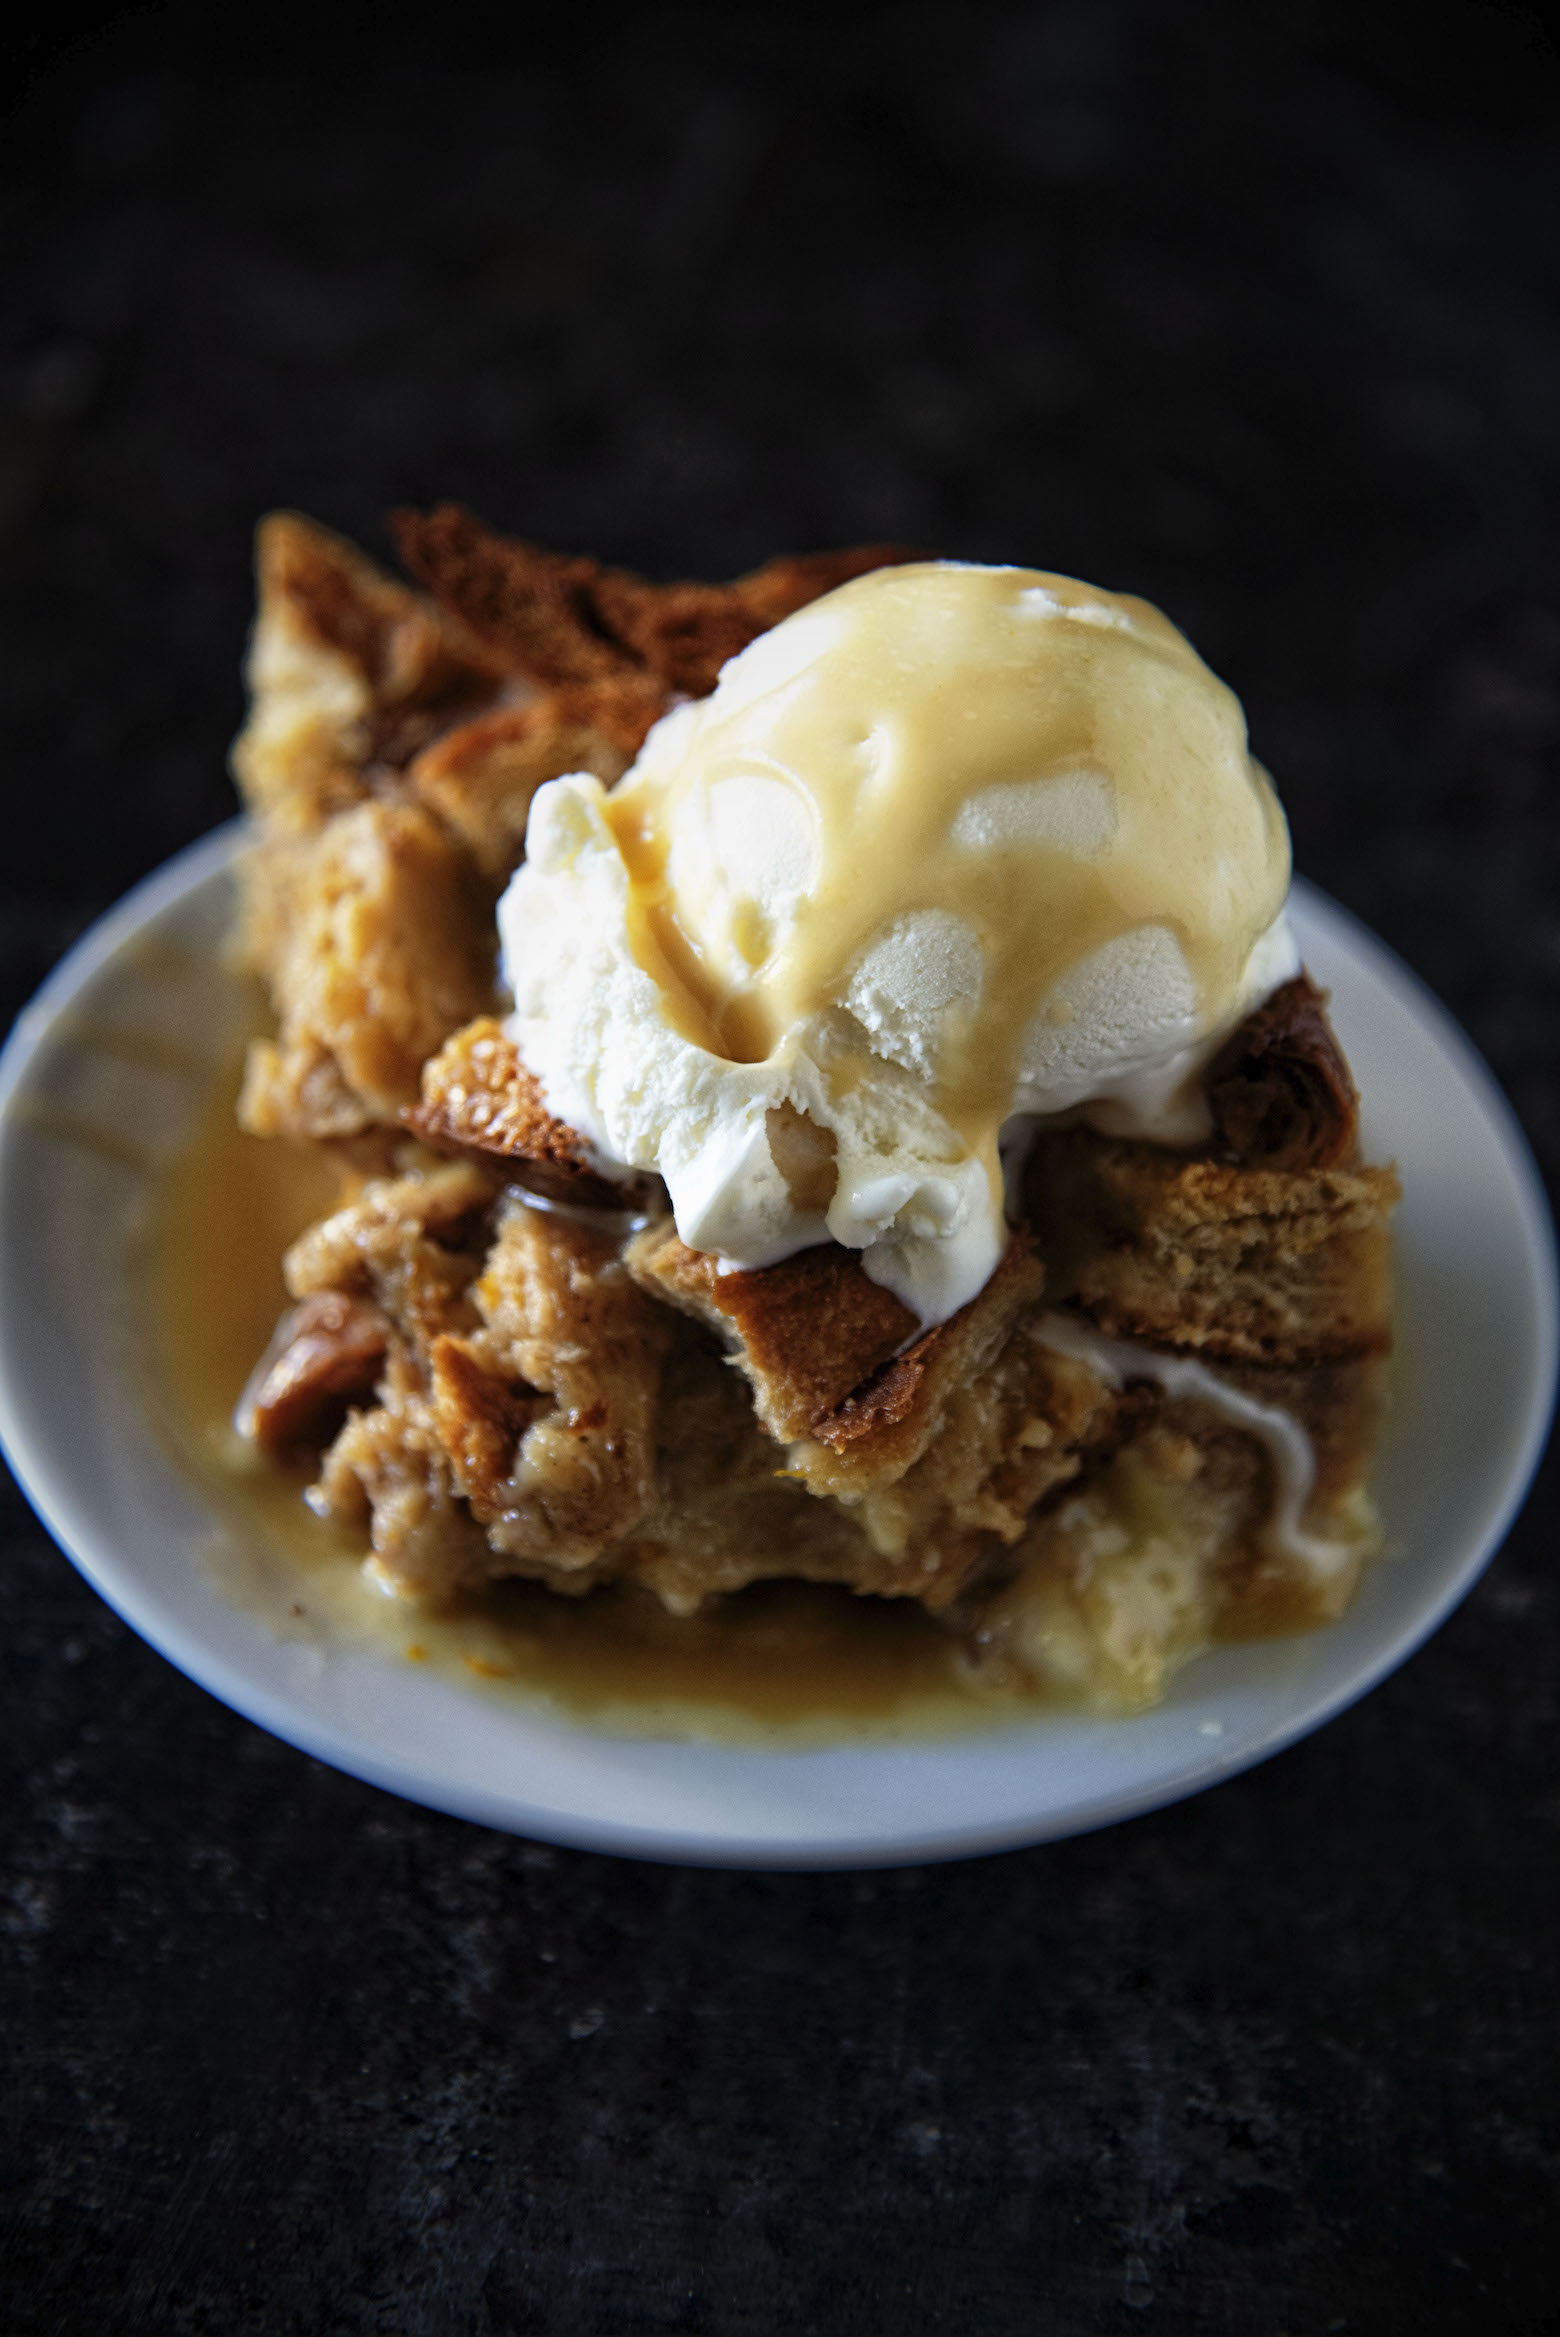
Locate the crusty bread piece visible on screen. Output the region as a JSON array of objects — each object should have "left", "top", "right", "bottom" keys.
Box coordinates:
[
  {"left": 1023, "top": 1127, "right": 1398, "bottom": 1366},
  {"left": 393, "top": 503, "right": 913, "bottom": 697},
  {"left": 237, "top": 800, "right": 499, "bottom": 1142},
  {"left": 794, "top": 1238, "right": 1050, "bottom": 1490},
  {"left": 1206, "top": 974, "right": 1359, "bottom": 1170},
  {"left": 232, "top": 511, "right": 914, "bottom": 1146},
  {"left": 623, "top": 1223, "right": 918, "bottom": 1443},
  {"left": 623, "top": 1223, "right": 1053, "bottom": 1527},
  {"left": 407, "top": 1017, "right": 647, "bottom": 1208},
  {"left": 587, "top": 546, "right": 917, "bottom": 697},
  {"left": 231, "top": 513, "right": 505, "bottom": 835},
  {"left": 405, "top": 677, "right": 665, "bottom": 885}
]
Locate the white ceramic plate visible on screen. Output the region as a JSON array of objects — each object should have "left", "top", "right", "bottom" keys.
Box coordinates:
[{"left": 0, "top": 822, "right": 1554, "bottom": 1866}]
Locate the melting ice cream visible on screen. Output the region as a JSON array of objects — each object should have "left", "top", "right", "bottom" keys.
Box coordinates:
[{"left": 497, "top": 561, "right": 1297, "bottom": 1324}]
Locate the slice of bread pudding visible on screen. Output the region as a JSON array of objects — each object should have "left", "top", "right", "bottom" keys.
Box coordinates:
[{"left": 229, "top": 510, "right": 1396, "bottom": 1711}]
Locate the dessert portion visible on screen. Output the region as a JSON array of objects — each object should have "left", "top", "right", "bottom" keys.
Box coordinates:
[
  {"left": 229, "top": 508, "right": 1397, "bottom": 1711},
  {"left": 496, "top": 562, "right": 1299, "bottom": 1323}
]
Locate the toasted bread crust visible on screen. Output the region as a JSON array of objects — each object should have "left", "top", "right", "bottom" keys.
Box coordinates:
[
  {"left": 1207, "top": 974, "right": 1359, "bottom": 1170},
  {"left": 586, "top": 545, "right": 919, "bottom": 696},
  {"left": 795, "top": 1235, "right": 1051, "bottom": 1507},
  {"left": 1024, "top": 1126, "right": 1398, "bottom": 1366},
  {"left": 257, "top": 510, "right": 502, "bottom": 709},
  {"left": 231, "top": 514, "right": 505, "bottom": 836},
  {"left": 624, "top": 1222, "right": 1050, "bottom": 1503},
  {"left": 404, "top": 682, "right": 661, "bottom": 885},
  {"left": 393, "top": 503, "right": 914, "bottom": 696},
  {"left": 233, "top": 510, "right": 915, "bottom": 1144},
  {"left": 810, "top": 1237, "right": 1043, "bottom": 1454},
  {"left": 624, "top": 1223, "right": 919, "bottom": 1443},
  {"left": 408, "top": 1018, "right": 649, "bottom": 1209}
]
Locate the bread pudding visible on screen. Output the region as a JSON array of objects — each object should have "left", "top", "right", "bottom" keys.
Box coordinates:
[{"left": 227, "top": 508, "right": 1397, "bottom": 1712}]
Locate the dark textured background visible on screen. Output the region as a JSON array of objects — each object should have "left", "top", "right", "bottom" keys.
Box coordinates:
[{"left": 3, "top": 6, "right": 1558, "bottom": 2331}]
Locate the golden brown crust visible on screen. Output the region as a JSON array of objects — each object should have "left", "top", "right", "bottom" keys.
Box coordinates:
[
  {"left": 392, "top": 504, "right": 636, "bottom": 685},
  {"left": 1024, "top": 1127, "right": 1398, "bottom": 1366},
  {"left": 623, "top": 1223, "right": 919, "bottom": 1444},
  {"left": 1207, "top": 974, "right": 1359, "bottom": 1171},
  {"left": 810, "top": 1236, "right": 1044, "bottom": 1458},
  {"left": 392, "top": 503, "right": 915, "bottom": 696},
  {"left": 624, "top": 1221, "right": 1050, "bottom": 1505},
  {"left": 258, "top": 511, "right": 500, "bottom": 707},
  {"left": 231, "top": 514, "right": 505, "bottom": 835},
  {"left": 791, "top": 1237, "right": 1053, "bottom": 1521},
  {"left": 407, "top": 1018, "right": 649, "bottom": 1209},
  {"left": 404, "top": 680, "right": 661, "bottom": 885},
  {"left": 587, "top": 544, "right": 920, "bottom": 697}
]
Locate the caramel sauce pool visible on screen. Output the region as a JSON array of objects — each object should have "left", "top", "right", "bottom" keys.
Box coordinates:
[{"left": 148, "top": 1046, "right": 1015, "bottom": 1742}]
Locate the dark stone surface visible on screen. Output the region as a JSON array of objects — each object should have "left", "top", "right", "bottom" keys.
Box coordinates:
[{"left": 2, "top": 6, "right": 1557, "bottom": 2330}]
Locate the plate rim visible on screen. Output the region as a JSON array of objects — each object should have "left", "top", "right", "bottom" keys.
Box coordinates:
[{"left": 0, "top": 824, "right": 1555, "bottom": 1868}]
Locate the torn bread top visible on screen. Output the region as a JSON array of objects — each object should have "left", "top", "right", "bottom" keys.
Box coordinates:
[
  {"left": 392, "top": 503, "right": 915, "bottom": 697},
  {"left": 229, "top": 510, "right": 912, "bottom": 1148}
]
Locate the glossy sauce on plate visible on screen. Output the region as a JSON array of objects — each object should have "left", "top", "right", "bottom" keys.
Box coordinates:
[{"left": 146, "top": 1046, "right": 1014, "bottom": 1743}]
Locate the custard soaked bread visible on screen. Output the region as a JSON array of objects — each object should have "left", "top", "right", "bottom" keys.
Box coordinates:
[{"left": 231, "top": 514, "right": 1397, "bottom": 1711}]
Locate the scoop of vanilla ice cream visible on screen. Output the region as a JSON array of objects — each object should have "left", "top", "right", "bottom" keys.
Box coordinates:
[{"left": 498, "top": 561, "right": 1296, "bottom": 1327}]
